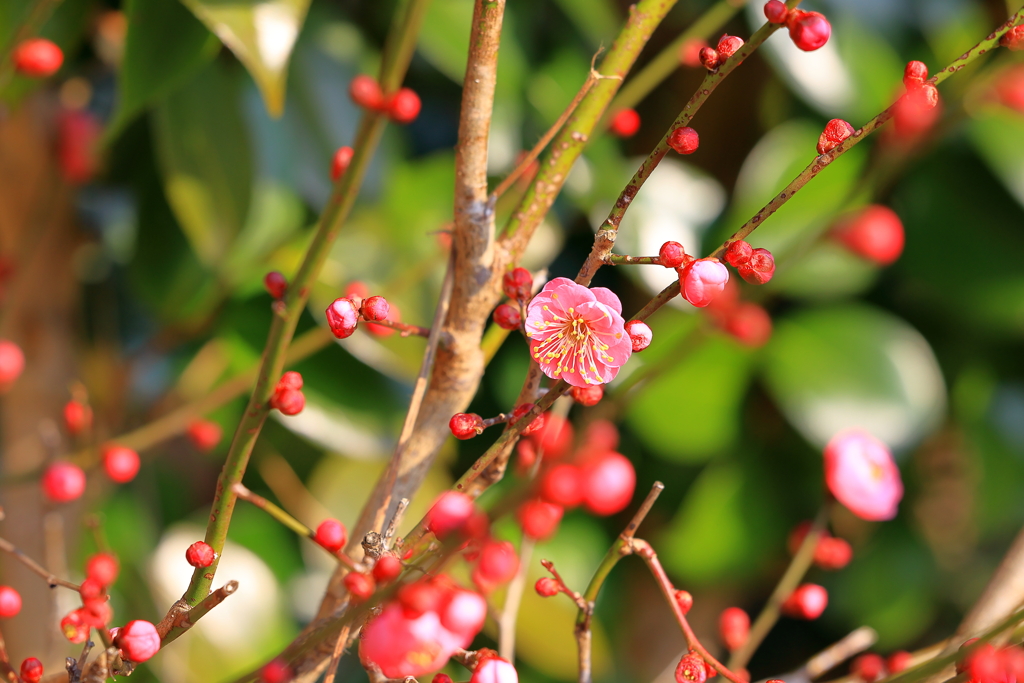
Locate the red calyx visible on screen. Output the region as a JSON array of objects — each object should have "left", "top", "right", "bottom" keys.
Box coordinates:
[
  {"left": 668, "top": 126, "right": 700, "bottom": 155},
  {"left": 609, "top": 109, "right": 641, "bottom": 138},
  {"left": 817, "top": 119, "right": 855, "bottom": 155}
]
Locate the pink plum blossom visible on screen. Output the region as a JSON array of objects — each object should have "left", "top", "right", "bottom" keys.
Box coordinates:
[
  {"left": 681, "top": 259, "right": 729, "bottom": 307},
  {"left": 823, "top": 429, "right": 903, "bottom": 521},
  {"left": 524, "top": 278, "right": 632, "bottom": 387}
]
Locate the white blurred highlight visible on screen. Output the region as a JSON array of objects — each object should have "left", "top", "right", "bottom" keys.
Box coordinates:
[{"left": 254, "top": 3, "right": 301, "bottom": 72}]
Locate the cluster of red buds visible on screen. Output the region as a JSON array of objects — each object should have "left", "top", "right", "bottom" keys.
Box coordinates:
[
  {"left": 787, "top": 521, "right": 853, "bottom": 570},
  {"left": 326, "top": 285, "right": 394, "bottom": 339},
  {"left": 699, "top": 33, "right": 745, "bottom": 71},
  {"left": 269, "top": 371, "right": 306, "bottom": 416},
  {"left": 763, "top": 3, "right": 832, "bottom": 52},
  {"left": 349, "top": 75, "right": 422, "bottom": 124},
  {"left": 954, "top": 639, "right": 1024, "bottom": 683},
  {"left": 492, "top": 267, "right": 533, "bottom": 331},
  {"left": 894, "top": 60, "right": 942, "bottom": 138},
  {"left": 851, "top": 650, "right": 913, "bottom": 682}
]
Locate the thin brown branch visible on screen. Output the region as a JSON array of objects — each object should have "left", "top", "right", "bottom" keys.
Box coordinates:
[
  {"left": 322, "top": 624, "right": 353, "bottom": 683},
  {"left": 0, "top": 534, "right": 79, "bottom": 591}
]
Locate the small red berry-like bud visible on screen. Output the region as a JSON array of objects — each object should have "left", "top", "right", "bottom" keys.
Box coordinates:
[
  {"left": 535, "top": 577, "right": 560, "bottom": 597},
  {"left": 699, "top": 46, "right": 719, "bottom": 71},
  {"left": 887, "top": 651, "right": 912, "bottom": 674},
  {"left": 679, "top": 39, "right": 709, "bottom": 67},
  {"left": 0, "top": 340, "right": 25, "bottom": 390},
  {"left": 675, "top": 590, "right": 693, "bottom": 614},
  {"left": 609, "top": 109, "right": 641, "bottom": 138},
  {"left": 0, "top": 586, "right": 21, "bottom": 617},
  {"left": 349, "top": 75, "right": 384, "bottom": 110},
  {"left": 80, "top": 577, "right": 104, "bottom": 601},
  {"left": 42, "top": 462, "right": 87, "bottom": 502},
  {"left": 738, "top": 248, "right": 775, "bottom": 285},
  {"left": 624, "top": 320, "right": 653, "bottom": 351},
  {"left": 372, "top": 554, "right": 403, "bottom": 583},
  {"left": 832, "top": 205, "right": 905, "bottom": 265},
  {"left": 326, "top": 297, "right": 360, "bottom": 339},
  {"left": 260, "top": 658, "right": 292, "bottom": 683},
  {"left": 361, "top": 295, "right": 390, "bottom": 322},
  {"left": 1001, "top": 25, "right": 1024, "bottom": 51},
  {"left": 659, "top": 241, "right": 687, "bottom": 268},
  {"left": 115, "top": 619, "right": 161, "bottom": 662},
  {"left": 449, "top": 412, "right": 484, "bottom": 439},
  {"left": 81, "top": 600, "right": 113, "bottom": 628},
  {"left": 814, "top": 536, "right": 853, "bottom": 570},
  {"left": 723, "top": 303, "right": 772, "bottom": 348},
  {"left": 315, "top": 519, "right": 347, "bottom": 553},
  {"left": 279, "top": 371, "right": 302, "bottom": 390},
  {"left": 13, "top": 39, "right": 63, "bottom": 78},
  {"left": 781, "top": 583, "right": 828, "bottom": 619},
  {"left": 86, "top": 552, "right": 119, "bottom": 586},
  {"left": 676, "top": 653, "right": 708, "bottom": 683},
  {"left": 433, "top": 675, "right": 454, "bottom": 683},
  {"left": 270, "top": 387, "right": 305, "bottom": 415},
  {"left": 387, "top": 88, "right": 421, "bottom": 124},
  {"left": 716, "top": 35, "right": 744, "bottom": 60},
  {"left": 61, "top": 609, "right": 89, "bottom": 643},
  {"left": 20, "top": 658, "right": 43, "bottom": 683},
  {"left": 330, "top": 146, "right": 354, "bottom": 181},
  {"left": 185, "top": 541, "right": 216, "bottom": 568},
  {"left": 724, "top": 240, "right": 753, "bottom": 267},
  {"left": 581, "top": 452, "right": 636, "bottom": 516},
  {"left": 398, "top": 580, "right": 445, "bottom": 617},
  {"left": 682, "top": 259, "right": 730, "bottom": 307},
  {"left": 719, "top": 607, "right": 750, "bottom": 651},
  {"left": 475, "top": 540, "right": 519, "bottom": 588},
  {"left": 502, "top": 267, "right": 533, "bottom": 301},
  {"left": 668, "top": 126, "right": 700, "bottom": 155},
  {"left": 852, "top": 653, "right": 885, "bottom": 682},
  {"left": 570, "top": 384, "right": 603, "bottom": 406},
  {"left": 493, "top": 303, "right": 522, "bottom": 330},
  {"left": 344, "top": 572, "right": 375, "bottom": 600},
  {"left": 539, "top": 464, "right": 584, "bottom": 508},
  {"left": 103, "top": 446, "right": 140, "bottom": 484},
  {"left": 903, "top": 61, "right": 928, "bottom": 86},
  {"left": 426, "top": 491, "right": 475, "bottom": 537},
  {"left": 787, "top": 10, "right": 831, "bottom": 51},
  {"left": 764, "top": 1, "right": 788, "bottom": 23},
  {"left": 63, "top": 400, "right": 93, "bottom": 436},
  {"left": 264, "top": 271, "right": 287, "bottom": 299},
  {"left": 510, "top": 403, "right": 544, "bottom": 435},
  {"left": 518, "top": 499, "right": 564, "bottom": 540},
  {"left": 817, "top": 119, "right": 855, "bottom": 155},
  {"left": 187, "top": 420, "right": 222, "bottom": 452}
]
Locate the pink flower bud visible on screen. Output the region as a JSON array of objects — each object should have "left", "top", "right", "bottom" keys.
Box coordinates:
[
  {"left": 787, "top": 10, "right": 831, "bottom": 51},
  {"left": 264, "top": 271, "right": 287, "bottom": 299},
  {"left": 315, "top": 519, "right": 347, "bottom": 553},
  {"left": 361, "top": 295, "right": 390, "bottom": 322},
  {"left": 824, "top": 429, "right": 903, "bottom": 520},
  {"left": 681, "top": 259, "right": 729, "bottom": 307},
  {"left": 115, "top": 620, "right": 161, "bottom": 662},
  {"left": 103, "top": 446, "right": 140, "bottom": 484},
  {"left": 503, "top": 268, "right": 533, "bottom": 300},
  {"left": 449, "top": 412, "right": 484, "bottom": 439},
  {"left": 580, "top": 452, "right": 636, "bottom": 516},
  {"left": 764, "top": 1, "right": 788, "bottom": 24},
  {"left": 326, "top": 297, "right": 359, "bottom": 339},
  {"left": 472, "top": 657, "right": 519, "bottom": 683},
  {"left": 719, "top": 607, "right": 750, "bottom": 651},
  {"left": 426, "top": 491, "right": 475, "bottom": 538},
  {"left": 517, "top": 499, "right": 563, "bottom": 540},
  {"left": 440, "top": 589, "right": 487, "bottom": 637},
  {"left": 659, "top": 241, "right": 687, "bottom": 268},
  {"left": 42, "top": 462, "right": 87, "bottom": 502},
  {"left": 738, "top": 248, "right": 776, "bottom": 284},
  {"left": 716, "top": 35, "right": 744, "bottom": 60},
  {"left": 781, "top": 583, "right": 828, "bottom": 619},
  {"left": 13, "top": 39, "right": 63, "bottom": 78},
  {"left": 0, "top": 587, "right": 21, "bottom": 617}
]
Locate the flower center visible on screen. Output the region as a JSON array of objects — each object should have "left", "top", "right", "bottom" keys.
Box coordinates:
[{"left": 530, "top": 305, "right": 615, "bottom": 385}]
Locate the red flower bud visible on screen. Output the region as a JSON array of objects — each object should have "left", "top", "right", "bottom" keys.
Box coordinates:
[
  {"left": 570, "top": 384, "right": 604, "bottom": 406},
  {"left": 668, "top": 126, "right": 700, "bottom": 155},
  {"left": 493, "top": 303, "right": 522, "bottom": 330},
  {"left": 738, "top": 248, "right": 775, "bottom": 285},
  {"left": 43, "top": 462, "right": 87, "bottom": 502},
  {"left": 535, "top": 577, "right": 559, "bottom": 597},
  {"left": 699, "top": 47, "right": 719, "bottom": 71},
  {"left": 719, "top": 607, "right": 750, "bottom": 651},
  {"left": 13, "top": 39, "right": 63, "bottom": 78},
  {"left": 449, "top": 412, "right": 484, "bottom": 440},
  {"left": 326, "top": 297, "right": 360, "bottom": 339},
  {"left": 331, "top": 146, "right": 354, "bottom": 181},
  {"left": 315, "top": 519, "right": 347, "bottom": 553},
  {"left": 20, "top": 658, "right": 43, "bottom": 683},
  {"left": 764, "top": 1, "right": 788, "bottom": 24},
  {"left": 624, "top": 320, "right": 653, "bottom": 351},
  {"left": 185, "top": 541, "right": 216, "bottom": 568},
  {"left": 502, "top": 267, "right": 533, "bottom": 301},
  {"left": 781, "top": 583, "right": 828, "bottom": 619},
  {"left": 817, "top": 119, "right": 855, "bottom": 155},
  {"left": 387, "top": 88, "right": 421, "bottom": 124},
  {"left": 0, "top": 586, "right": 21, "bottom": 618},
  {"left": 787, "top": 10, "right": 831, "bottom": 51},
  {"left": 659, "top": 241, "right": 687, "bottom": 268},
  {"left": 264, "top": 271, "right": 287, "bottom": 299},
  {"left": 115, "top": 620, "right": 161, "bottom": 662},
  {"left": 349, "top": 75, "right": 384, "bottom": 110},
  {"left": 610, "top": 109, "right": 641, "bottom": 138}
]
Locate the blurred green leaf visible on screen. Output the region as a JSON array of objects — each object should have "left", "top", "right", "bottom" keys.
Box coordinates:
[
  {"left": 968, "top": 108, "right": 1024, "bottom": 210},
  {"left": 763, "top": 304, "right": 946, "bottom": 451},
  {"left": 771, "top": 240, "right": 879, "bottom": 301},
  {"left": 108, "top": 0, "right": 218, "bottom": 137},
  {"left": 552, "top": 0, "right": 619, "bottom": 47},
  {"left": 626, "top": 321, "right": 754, "bottom": 463},
  {"left": 222, "top": 181, "right": 306, "bottom": 288},
  {"left": 835, "top": 19, "right": 903, "bottom": 122},
  {"left": 180, "top": 0, "right": 311, "bottom": 117},
  {"left": 153, "top": 60, "right": 253, "bottom": 267}
]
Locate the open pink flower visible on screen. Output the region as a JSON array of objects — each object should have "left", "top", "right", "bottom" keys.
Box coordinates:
[
  {"left": 823, "top": 429, "right": 903, "bottom": 521},
  {"left": 525, "top": 278, "right": 632, "bottom": 387}
]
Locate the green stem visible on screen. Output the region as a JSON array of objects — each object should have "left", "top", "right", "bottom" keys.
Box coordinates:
[
  {"left": 609, "top": 0, "right": 745, "bottom": 114},
  {"left": 181, "top": 0, "right": 432, "bottom": 608},
  {"left": 603, "top": 254, "right": 664, "bottom": 266},
  {"left": 728, "top": 505, "right": 829, "bottom": 670}
]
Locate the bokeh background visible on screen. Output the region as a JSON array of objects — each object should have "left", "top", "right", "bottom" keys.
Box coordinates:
[{"left": 2, "top": 0, "right": 1024, "bottom": 681}]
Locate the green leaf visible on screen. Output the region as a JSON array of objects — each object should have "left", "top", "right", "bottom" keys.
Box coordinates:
[
  {"left": 968, "top": 108, "right": 1024, "bottom": 210},
  {"left": 179, "top": 0, "right": 312, "bottom": 117},
  {"left": 762, "top": 304, "right": 946, "bottom": 451},
  {"left": 107, "top": 0, "right": 219, "bottom": 137},
  {"left": 626, "top": 317, "right": 755, "bottom": 463},
  {"left": 221, "top": 181, "right": 306, "bottom": 288},
  {"left": 552, "top": 0, "right": 619, "bottom": 46},
  {"left": 153, "top": 60, "right": 253, "bottom": 267}
]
